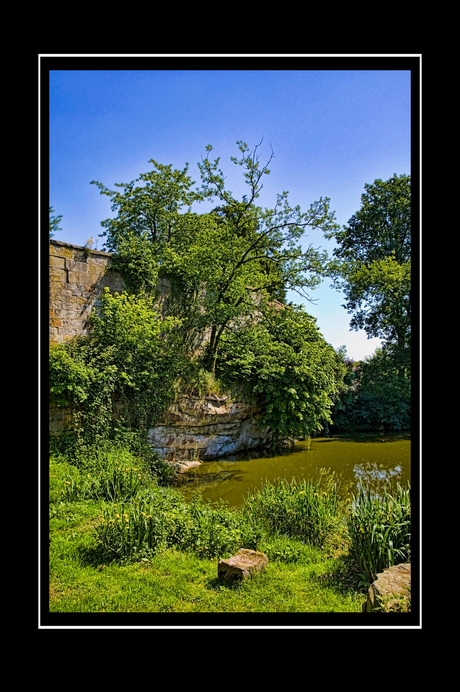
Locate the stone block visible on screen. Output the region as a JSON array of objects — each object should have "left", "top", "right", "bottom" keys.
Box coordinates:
[
  {"left": 49, "top": 255, "right": 66, "bottom": 269},
  {"left": 66, "top": 259, "right": 88, "bottom": 273},
  {"left": 49, "top": 270, "right": 66, "bottom": 284},
  {"left": 68, "top": 271, "right": 90, "bottom": 286},
  {"left": 218, "top": 549, "right": 268, "bottom": 582}
]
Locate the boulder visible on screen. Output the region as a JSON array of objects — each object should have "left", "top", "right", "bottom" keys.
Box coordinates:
[
  {"left": 218, "top": 548, "right": 268, "bottom": 582},
  {"left": 363, "top": 563, "right": 411, "bottom": 612}
]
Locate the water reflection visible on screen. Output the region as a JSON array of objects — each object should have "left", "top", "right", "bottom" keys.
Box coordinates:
[{"left": 353, "top": 462, "right": 403, "bottom": 495}]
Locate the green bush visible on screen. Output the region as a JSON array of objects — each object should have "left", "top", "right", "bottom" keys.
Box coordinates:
[
  {"left": 346, "top": 483, "right": 411, "bottom": 582},
  {"left": 217, "top": 305, "right": 343, "bottom": 441}
]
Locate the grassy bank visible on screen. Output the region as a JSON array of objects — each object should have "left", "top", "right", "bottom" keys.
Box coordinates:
[{"left": 48, "top": 444, "right": 411, "bottom": 615}]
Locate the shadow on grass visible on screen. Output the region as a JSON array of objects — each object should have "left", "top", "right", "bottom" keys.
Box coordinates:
[
  {"left": 205, "top": 576, "right": 246, "bottom": 591},
  {"left": 313, "top": 556, "right": 366, "bottom": 596}
]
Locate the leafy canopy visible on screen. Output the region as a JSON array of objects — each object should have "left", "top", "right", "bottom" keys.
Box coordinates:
[
  {"left": 217, "top": 304, "right": 343, "bottom": 440},
  {"left": 91, "top": 139, "right": 340, "bottom": 371},
  {"left": 325, "top": 174, "right": 411, "bottom": 363}
]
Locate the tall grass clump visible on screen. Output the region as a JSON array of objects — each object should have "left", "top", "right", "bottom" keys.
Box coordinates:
[
  {"left": 346, "top": 483, "right": 411, "bottom": 582},
  {"left": 242, "top": 472, "right": 342, "bottom": 549},
  {"left": 93, "top": 488, "right": 261, "bottom": 564},
  {"left": 54, "top": 444, "right": 155, "bottom": 503}
]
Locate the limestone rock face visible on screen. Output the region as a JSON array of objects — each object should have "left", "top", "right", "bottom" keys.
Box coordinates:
[
  {"left": 363, "top": 563, "right": 411, "bottom": 612},
  {"left": 148, "top": 395, "right": 272, "bottom": 461},
  {"left": 218, "top": 549, "right": 269, "bottom": 581}
]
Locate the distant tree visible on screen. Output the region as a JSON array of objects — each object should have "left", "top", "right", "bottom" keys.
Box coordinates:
[
  {"left": 49, "top": 206, "right": 63, "bottom": 238},
  {"left": 352, "top": 347, "right": 411, "bottom": 431},
  {"left": 325, "top": 174, "right": 411, "bottom": 372},
  {"left": 329, "top": 345, "right": 411, "bottom": 433}
]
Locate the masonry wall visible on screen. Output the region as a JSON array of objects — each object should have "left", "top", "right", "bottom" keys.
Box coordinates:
[
  {"left": 49, "top": 240, "right": 126, "bottom": 343},
  {"left": 49, "top": 240, "right": 174, "bottom": 343}
]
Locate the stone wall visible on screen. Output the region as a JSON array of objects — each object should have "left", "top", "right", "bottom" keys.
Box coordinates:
[
  {"left": 49, "top": 240, "right": 125, "bottom": 343},
  {"left": 49, "top": 240, "right": 173, "bottom": 343}
]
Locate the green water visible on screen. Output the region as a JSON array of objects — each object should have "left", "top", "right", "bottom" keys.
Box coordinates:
[{"left": 177, "top": 433, "right": 411, "bottom": 507}]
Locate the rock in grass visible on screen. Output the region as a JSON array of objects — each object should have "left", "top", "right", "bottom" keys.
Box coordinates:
[
  {"left": 218, "top": 549, "right": 268, "bottom": 582},
  {"left": 363, "top": 563, "right": 411, "bottom": 612}
]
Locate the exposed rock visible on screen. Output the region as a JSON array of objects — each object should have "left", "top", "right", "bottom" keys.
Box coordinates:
[
  {"left": 218, "top": 549, "right": 269, "bottom": 582},
  {"left": 175, "top": 460, "right": 202, "bottom": 474},
  {"left": 148, "top": 395, "right": 272, "bottom": 461},
  {"left": 363, "top": 563, "right": 411, "bottom": 612}
]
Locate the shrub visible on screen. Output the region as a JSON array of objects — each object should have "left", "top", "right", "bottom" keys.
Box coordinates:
[
  {"left": 346, "top": 483, "right": 411, "bottom": 582},
  {"left": 217, "top": 305, "right": 343, "bottom": 441}
]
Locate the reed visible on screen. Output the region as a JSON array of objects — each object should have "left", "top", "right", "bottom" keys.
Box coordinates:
[
  {"left": 242, "top": 472, "right": 342, "bottom": 548},
  {"left": 346, "top": 483, "right": 411, "bottom": 582}
]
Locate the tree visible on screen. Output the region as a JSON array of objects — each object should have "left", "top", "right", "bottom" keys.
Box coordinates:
[
  {"left": 49, "top": 206, "right": 63, "bottom": 238},
  {"left": 325, "top": 174, "right": 411, "bottom": 370},
  {"left": 92, "top": 139, "right": 340, "bottom": 371},
  {"left": 216, "top": 303, "right": 343, "bottom": 440},
  {"left": 350, "top": 347, "right": 411, "bottom": 432},
  {"left": 90, "top": 161, "right": 204, "bottom": 256}
]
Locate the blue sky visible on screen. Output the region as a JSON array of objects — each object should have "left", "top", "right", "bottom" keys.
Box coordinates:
[{"left": 46, "top": 58, "right": 414, "bottom": 361}]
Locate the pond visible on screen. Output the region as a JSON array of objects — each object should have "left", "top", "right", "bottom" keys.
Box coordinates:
[{"left": 176, "top": 433, "right": 411, "bottom": 508}]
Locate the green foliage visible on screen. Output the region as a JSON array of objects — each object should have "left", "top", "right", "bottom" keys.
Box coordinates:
[
  {"left": 242, "top": 473, "right": 343, "bottom": 549},
  {"left": 257, "top": 535, "right": 318, "bottom": 563},
  {"left": 91, "top": 160, "right": 205, "bottom": 255},
  {"left": 346, "top": 483, "right": 411, "bottom": 582},
  {"left": 108, "top": 233, "right": 160, "bottom": 295},
  {"left": 62, "top": 449, "right": 152, "bottom": 503},
  {"left": 49, "top": 289, "right": 184, "bottom": 456},
  {"left": 92, "top": 140, "right": 339, "bottom": 373},
  {"left": 326, "top": 174, "right": 411, "bottom": 356},
  {"left": 331, "top": 346, "right": 411, "bottom": 432},
  {"left": 49, "top": 206, "right": 63, "bottom": 238},
  {"left": 174, "top": 364, "right": 229, "bottom": 399},
  {"left": 217, "top": 304, "right": 343, "bottom": 439},
  {"left": 49, "top": 341, "right": 94, "bottom": 407},
  {"left": 321, "top": 174, "right": 412, "bottom": 434},
  {"left": 94, "top": 488, "right": 260, "bottom": 563}
]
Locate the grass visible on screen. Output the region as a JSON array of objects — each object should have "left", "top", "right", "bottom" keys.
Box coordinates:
[
  {"left": 47, "top": 444, "right": 411, "bottom": 615},
  {"left": 49, "top": 531, "right": 363, "bottom": 613}
]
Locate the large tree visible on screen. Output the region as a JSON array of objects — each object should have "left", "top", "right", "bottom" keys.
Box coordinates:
[
  {"left": 92, "top": 140, "right": 340, "bottom": 371},
  {"left": 325, "top": 174, "right": 411, "bottom": 370}
]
